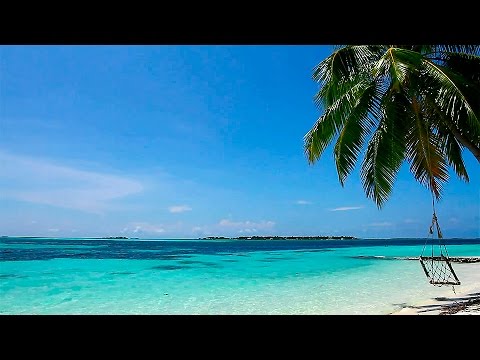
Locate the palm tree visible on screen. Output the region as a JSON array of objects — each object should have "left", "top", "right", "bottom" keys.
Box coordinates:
[{"left": 304, "top": 45, "right": 480, "bottom": 208}]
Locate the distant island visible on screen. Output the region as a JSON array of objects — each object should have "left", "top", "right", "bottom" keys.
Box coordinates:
[{"left": 200, "top": 235, "right": 357, "bottom": 240}]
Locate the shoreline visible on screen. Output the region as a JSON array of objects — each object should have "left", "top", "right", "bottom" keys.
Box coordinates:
[{"left": 391, "top": 261, "right": 480, "bottom": 315}]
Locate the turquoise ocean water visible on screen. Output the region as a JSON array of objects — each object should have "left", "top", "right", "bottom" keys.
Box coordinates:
[{"left": 1, "top": 237, "right": 479, "bottom": 314}]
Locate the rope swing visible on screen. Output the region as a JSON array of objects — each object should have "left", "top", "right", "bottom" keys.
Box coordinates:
[{"left": 419, "top": 196, "right": 460, "bottom": 287}]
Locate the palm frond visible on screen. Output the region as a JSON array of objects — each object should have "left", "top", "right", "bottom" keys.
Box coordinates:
[
  {"left": 414, "top": 45, "right": 436, "bottom": 54},
  {"left": 333, "top": 81, "right": 379, "bottom": 184},
  {"left": 406, "top": 101, "right": 449, "bottom": 199},
  {"left": 306, "top": 44, "right": 480, "bottom": 207},
  {"left": 442, "top": 52, "right": 480, "bottom": 109},
  {"left": 372, "top": 47, "right": 423, "bottom": 81},
  {"left": 424, "top": 94, "right": 471, "bottom": 182},
  {"left": 312, "top": 45, "right": 383, "bottom": 85},
  {"left": 434, "top": 45, "right": 480, "bottom": 56},
  {"left": 422, "top": 58, "right": 480, "bottom": 134},
  {"left": 360, "top": 91, "right": 409, "bottom": 208},
  {"left": 439, "top": 128, "right": 469, "bottom": 182},
  {"left": 314, "top": 72, "right": 367, "bottom": 110},
  {"left": 305, "top": 78, "right": 373, "bottom": 163}
]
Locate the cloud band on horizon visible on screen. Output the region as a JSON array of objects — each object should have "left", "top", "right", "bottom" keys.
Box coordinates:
[
  {"left": 329, "top": 206, "right": 363, "bottom": 212},
  {"left": 0, "top": 150, "right": 144, "bottom": 213}
]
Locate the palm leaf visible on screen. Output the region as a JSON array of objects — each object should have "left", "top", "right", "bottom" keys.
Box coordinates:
[
  {"left": 306, "top": 44, "right": 480, "bottom": 208},
  {"left": 333, "top": 80, "right": 379, "bottom": 184},
  {"left": 422, "top": 58, "right": 480, "bottom": 137},
  {"left": 442, "top": 52, "right": 480, "bottom": 114},
  {"left": 430, "top": 45, "right": 480, "bottom": 57},
  {"left": 312, "top": 45, "right": 383, "bottom": 85},
  {"left": 372, "top": 47, "right": 423, "bottom": 84},
  {"left": 305, "top": 78, "right": 373, "bottom": 163},
  {"left": 314, "top": 72, "right": 367, "bottom": 110},
  {"left": 360, "top": 90, "right": 409, "bottom": 207},
  {"left": 423, "top": 95, "right": 470, "bottom": 182},
  {"left": 406, "top": 99, "right": 449, "bottom": 199},
  {"left": 439, "top": 129, "right": 469, "bottom": 182}
]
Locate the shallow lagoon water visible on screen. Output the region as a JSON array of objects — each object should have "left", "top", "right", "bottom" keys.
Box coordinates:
[{"left": 1, "top": 237, "right": 479, "bottom": 314}]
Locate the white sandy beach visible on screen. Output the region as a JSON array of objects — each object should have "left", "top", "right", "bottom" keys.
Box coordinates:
[{"left": 392, "top": 262, "right": 480, "bottom": 315}]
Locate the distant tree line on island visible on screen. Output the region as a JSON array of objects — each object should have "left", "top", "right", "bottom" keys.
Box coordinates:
[
  {"left": 200, "top": 235, "right": 357, "bottom": 240},
  {"left": 100, "top": 236, "right": 130, "bottom": 239}
]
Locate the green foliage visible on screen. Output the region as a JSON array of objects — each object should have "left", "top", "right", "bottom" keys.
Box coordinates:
[{"left": 305, "top": 45, "right": 480, "bottom": 208}]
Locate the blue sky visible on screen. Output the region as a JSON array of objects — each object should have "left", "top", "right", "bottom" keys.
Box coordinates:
[{"left": 0, "top": 45, "right": 479, "bottom": 238}]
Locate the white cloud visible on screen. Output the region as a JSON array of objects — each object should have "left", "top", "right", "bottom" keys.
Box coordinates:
[
  {"left": 218, "top": 219, "right": 275, "bottom": 234},
  {"left": 115, "top": 219, "right": 275, "bottom": 238},
  {"left": 219, "top": 219, "right": 237, "bottom": 226},
  {"left": 219, "top": 219, "right": 275, "bottom": 228},
  {"left": 0, "top": 150, "right": 143, "bottom": 213},
  {"left": 168, "top": 205, "right": 192, "bottom": 213},
  {"left": 449, "top": 217, "right": 460, "bottom": 224},
  {"left": 48, "top": 228, "right": 59, "bottom": 232},
  {"left": 296, "top": 200, "right": 312, "bottom": 205},
  {"left": 330, "top": 206, "right": 363, "bottom": 212},
  {"left": 238, "top": 228, "right": 258, "bottom": 233},
  {"left": 124, "top": 221, "right": 196, "bottom": 236},
  {"left": 191, "top": 218, "right": 276, "bottom": 237},
  {"left": 128, "top": 222, "right": 165, "bottom": 234},
  {"left": 404, "top": 218, "right": 419, "bottom": 224}
]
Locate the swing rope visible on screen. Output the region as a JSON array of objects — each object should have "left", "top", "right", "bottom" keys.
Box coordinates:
[
  {"left": 419, "top": 194, "right": 460, "bottom": 287},
  {"left": 416, "top": 116, "right": 460, "bottom": 292}
]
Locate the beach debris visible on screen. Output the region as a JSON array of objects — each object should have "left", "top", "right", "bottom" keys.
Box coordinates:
[
  {"left": 439, "top": 297, "right": 480, "bottom": 315},
  {"left": 352, "top": 255, "right": 480, "bottom": 263}
]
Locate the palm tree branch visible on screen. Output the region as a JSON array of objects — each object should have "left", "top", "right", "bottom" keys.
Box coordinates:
[
  {"left": 407, "top": 97, "right": 449, "bottom": 199},
  {"left": 360, "top": 123, "right": 406, "bottom": 208},
  {"left": 425, "top": 93, "right": 480, "bottom": 165},
  {"left": 313, "top": 45, "right": 384, "bottom": 85},
  {"left": 422, "top": 58, "right": 480, "bottom": 131},
  {"left": 360, "top": 90, "right": 408, "bottom": 208},
  {"left": 333, "top": 82, "right": 379, "bottom": 184},
  {"left": 305, "top": 79, "right": 373, "bottom": 163},
  {"left": 388, "top": 48, "right": 405, "bottom": 84},
  {"left": 439, "top": 128, "right": 469, "bottom": 182}
]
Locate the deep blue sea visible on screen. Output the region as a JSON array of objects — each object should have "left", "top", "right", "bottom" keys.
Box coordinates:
[{"left": 1, "top": 237, "right": 479, "bottom": 314}]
